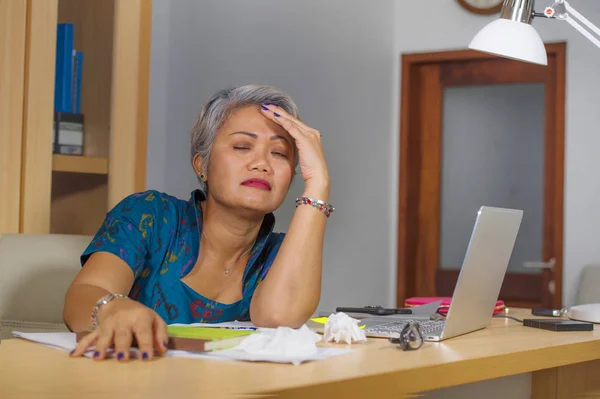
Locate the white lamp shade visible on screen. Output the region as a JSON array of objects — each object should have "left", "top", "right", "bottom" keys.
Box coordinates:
[{"left": 468, "top": 19, "right": 548, "bottom": 66}]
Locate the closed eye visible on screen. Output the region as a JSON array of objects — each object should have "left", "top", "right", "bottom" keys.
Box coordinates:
[{"left": 272, "top": 151, "right": 288, "bottom": 158}]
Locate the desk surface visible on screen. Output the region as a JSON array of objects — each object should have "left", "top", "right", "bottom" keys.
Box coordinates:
[{"left": 2, "top": 309, "right": 600, "bottom": 398}]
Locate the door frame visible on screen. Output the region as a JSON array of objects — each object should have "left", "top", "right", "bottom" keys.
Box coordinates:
[{"left": 396, "top": 42, "right": 566, "bottom": 309}]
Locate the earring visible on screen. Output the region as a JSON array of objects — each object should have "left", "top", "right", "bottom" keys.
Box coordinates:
[{"left": 199, "top": 173, "right": 206, "bottom": 180}]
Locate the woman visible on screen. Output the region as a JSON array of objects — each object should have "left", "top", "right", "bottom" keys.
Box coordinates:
[{"left": 65, "top": 84, "right": 332, "bottom": 361}]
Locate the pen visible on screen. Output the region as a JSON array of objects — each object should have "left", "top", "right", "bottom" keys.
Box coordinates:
[{"left": 222, "top": 326, "right": 258, "bottom": 331}]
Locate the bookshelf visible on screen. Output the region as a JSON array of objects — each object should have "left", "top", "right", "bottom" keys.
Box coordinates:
[
  {"left": 52, "top": 155, "right": 108, "bottom": 175},
  {"left": 0, "top": 0, "right": 151, "bottom": 236}
]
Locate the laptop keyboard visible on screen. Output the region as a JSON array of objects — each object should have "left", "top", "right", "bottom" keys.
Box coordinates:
[{"left": 364, "top": 319, "right": 445, "bottom": 336}]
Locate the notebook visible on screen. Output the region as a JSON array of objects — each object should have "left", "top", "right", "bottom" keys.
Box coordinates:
[{"left": 75, "top": 326, "right": 256, "bottom": 353}]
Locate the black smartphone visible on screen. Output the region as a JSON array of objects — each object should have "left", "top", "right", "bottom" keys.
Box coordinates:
[
  {"left": 532, "top": 308, "right": 563, "bottom": 317},
  {"left": 335, "top": 306, "right": 412, "bottom": 316}
]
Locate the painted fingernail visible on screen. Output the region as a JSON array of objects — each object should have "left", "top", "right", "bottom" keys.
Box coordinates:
[
  {"left": 93, "top": 351, "right": 100, "bottom": 358},
  {"left": 163, "top": 341, "right": 169, "bottom": 349},
  {"left": 117, "top": 352, "right": 125, "bottom": 360},
  {"left": 69, "top": 349, "right": 75, "bottom": 356},
  {"left": 274, "top": 112, "right": 281, "bottom": 117},
  {"left": 261, "top": 105, "right": 269, "bottom": 111},
  {"left": 142, "top": 352, "right": 149, "bottom": 360}
]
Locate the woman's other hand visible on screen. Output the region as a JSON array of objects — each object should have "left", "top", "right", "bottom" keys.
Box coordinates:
[
  {"left": 260, "top": 104, "right": 330, "bottom": 198},
  {"left": 70, "top": 298, "right": 168, "bottom": 361}
]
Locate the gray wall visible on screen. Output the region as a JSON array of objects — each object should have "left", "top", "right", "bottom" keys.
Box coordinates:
[
  {"left": 147, "top": 0, "right": 397, "bottom": 312},
  {"left": 148, "top": 0, "right": 600, "bottom": 312}
]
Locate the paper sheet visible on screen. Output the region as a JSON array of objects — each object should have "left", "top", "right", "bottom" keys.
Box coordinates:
[{"left": 11, "top": 330, "right": 353, "bottom": 365}]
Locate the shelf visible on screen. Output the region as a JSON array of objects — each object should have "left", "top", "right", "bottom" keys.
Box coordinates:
[{"left": 52, "top": 154, "right": 108, "bottom": 175}]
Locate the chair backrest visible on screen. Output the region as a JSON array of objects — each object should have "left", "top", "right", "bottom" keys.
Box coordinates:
[
  {"left": 575, "top": 264, "right": 600, "bottom": 306},
  {"left": 0, "top": 233, "right": 92, "bottom": 339}
]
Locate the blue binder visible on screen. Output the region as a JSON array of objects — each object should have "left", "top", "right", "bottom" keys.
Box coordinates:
[{"left": 54, "top": 23, "right": 74, "bottom": 113}]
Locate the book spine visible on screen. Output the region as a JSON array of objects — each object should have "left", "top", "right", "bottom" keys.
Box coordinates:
[
  {"left": 53, "top": 112, "right": 58, "bottom": 154},
  {"left": 74, "top": 51, "right": 83, "bottom": 114},
  {"left": 54, "top": 25, "right": 64, "bottom": 112},
  {"left": 54, "top": 23, "right": 74, "bottom": 113}
]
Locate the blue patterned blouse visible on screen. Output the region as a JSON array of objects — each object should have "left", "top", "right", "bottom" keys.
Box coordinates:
[{"left": 80, "top": 189, "right": 285, "bottom": 324}]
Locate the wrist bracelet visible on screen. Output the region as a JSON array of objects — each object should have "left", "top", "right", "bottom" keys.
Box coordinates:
[
  {"left": 91, "top": 293, "right": 128, "bottom": 327},
  {"left": 295, "top": 197, "right": 335, "bottom": 218}
]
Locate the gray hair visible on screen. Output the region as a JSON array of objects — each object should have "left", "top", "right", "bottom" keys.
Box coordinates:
[{"left": 190, "top": 84, "right": 299, "bottom": 193}]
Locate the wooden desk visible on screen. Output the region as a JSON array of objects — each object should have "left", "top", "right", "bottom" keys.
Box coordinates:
[{"left": 1, "top": 309, "right": 600, "bottom": 399}]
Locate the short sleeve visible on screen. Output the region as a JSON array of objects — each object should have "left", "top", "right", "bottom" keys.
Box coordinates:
[
  {"left": 257, "top": 233, "right": 285, "bottom": 282},
  {"left": 81, "top": 190, "right": 161, "bottom": 277}
]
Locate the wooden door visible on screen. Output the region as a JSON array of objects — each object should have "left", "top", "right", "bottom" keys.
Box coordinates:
[{"left": 397, "top": 43, "right": 566, "bottom": 310}]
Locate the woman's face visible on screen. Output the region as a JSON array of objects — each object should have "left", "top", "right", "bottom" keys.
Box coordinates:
[{"left": 195, "top": 105, "right": 295, "bottom": 215}]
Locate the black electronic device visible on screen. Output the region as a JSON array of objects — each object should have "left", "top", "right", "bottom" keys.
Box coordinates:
[
  {"left": 532, "top": 309, "right": 564, "bottom": 317},
  {"left": 335, "top": 305, "right": 412, "bottom": 316},
  {"left": 523, "top": 318, "right": 594, "bottom": 332}
]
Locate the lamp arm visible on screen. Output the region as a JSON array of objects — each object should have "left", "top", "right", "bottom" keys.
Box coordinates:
[
  {"left": 563, "top": 2, "right": 600, "bottom": 37},
  {"left": 543, "top": 0, "right": 600, "bottom": 49}
]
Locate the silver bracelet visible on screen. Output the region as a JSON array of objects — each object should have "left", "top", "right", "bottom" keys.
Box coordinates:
[{"left": 91, "top": 293, "right": 128, "bottom": 327}]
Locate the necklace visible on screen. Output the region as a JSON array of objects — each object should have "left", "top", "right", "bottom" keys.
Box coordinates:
[{"left": 202, "top": 230, "right": 254, "bottom": 275}]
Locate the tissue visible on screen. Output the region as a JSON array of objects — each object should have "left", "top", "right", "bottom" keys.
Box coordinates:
[
  {"left": 235, "top": 324, "right": 322, "bottom": 357},
  {"left": 324, "top": 312, "right": 367, "bottom": 344}
]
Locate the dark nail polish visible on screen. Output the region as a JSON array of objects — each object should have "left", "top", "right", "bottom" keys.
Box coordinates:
[
  {"left": 163, "top": 341, "right": 169, "bottom": 349},
  {"left": 93, "top": 351, "right": 100, "bottom": 358},
  {"left": 142, "top": 352, "right": 149, "bottom": 360},
  {"left": 274, "top": 112, "right": 280, "bottom": 117},
  {"left": 69, "top": 349, "right": 75, "bottom": 356},
  {"left": 117, "top": 352, "right": 125, "bottom": 360},
  {"left": 261, "top": 105, "right": 269, "bottom": 111}
]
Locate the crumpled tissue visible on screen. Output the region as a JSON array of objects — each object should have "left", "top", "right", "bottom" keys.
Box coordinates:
[
  {"left": 324, "top": 312, "right": 367, "bottom": 344},
  {"left": 234, "top": 324, "right": 322, "bottom": 358}
]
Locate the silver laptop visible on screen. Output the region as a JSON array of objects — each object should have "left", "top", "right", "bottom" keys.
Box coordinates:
[{"left": 362, "top": 206, "right": 523, "bottom": 341}]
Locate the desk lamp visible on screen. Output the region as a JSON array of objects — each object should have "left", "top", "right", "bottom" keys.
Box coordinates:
[
  {"left": 468, "top": 0, "right": 600, "bottom": 65},
  {"left": 468, "top": 0, "right": 600, "bottom": 323}
]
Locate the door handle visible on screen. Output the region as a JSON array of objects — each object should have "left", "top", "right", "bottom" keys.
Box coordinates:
[{"left": 523, "top": 257, "right": 556, "bottom": 270}]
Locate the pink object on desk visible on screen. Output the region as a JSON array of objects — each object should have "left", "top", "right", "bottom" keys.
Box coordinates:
[{"left": 405, "top": 297, "right": 506, "bottom": 315}]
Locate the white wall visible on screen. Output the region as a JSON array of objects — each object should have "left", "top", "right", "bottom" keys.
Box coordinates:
[
  {"left": 147, "top": 0, "right": 397, "bottom": 312},
  {"left": 394, "top": 0, "right": 600, "bottom": 307}
]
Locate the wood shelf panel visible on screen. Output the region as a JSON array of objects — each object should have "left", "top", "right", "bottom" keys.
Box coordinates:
[
  {"left": 50, "top": 171, "right": 107, "bottom": 236},
  {"left": 0, "top": 0, "right": 27, "bottom": 234},
  {"left": 20, "top": 0, "right": 58, "bottom": 234},
  {"left": 52, "top": 154, "right": 108, "bottom": 175}
]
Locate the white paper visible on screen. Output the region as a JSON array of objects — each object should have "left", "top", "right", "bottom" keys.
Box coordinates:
[
  {"left": 204, "top": 324, "right": 326, "bottom": 365},
  {"left": 203, "top": 346, "right": 352, "bottom": 365},
  {"left": 11, "top": 331, "right": 77, "bottom": 352},
  {"left": 237, "top": 325, "right": 320, "bottom": 355},
  {"left": 11, "top": 328, "right": 353, "bottom": 365}
]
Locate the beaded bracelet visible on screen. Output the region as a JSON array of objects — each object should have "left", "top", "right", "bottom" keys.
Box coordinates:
[{"left": 295, "top": 197, "right": 335, "bottom": 218}]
